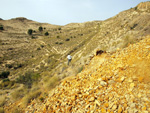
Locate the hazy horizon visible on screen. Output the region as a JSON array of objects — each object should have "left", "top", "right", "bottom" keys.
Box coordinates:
[{"left": 0, "top": 0, "right": 149, "bottom": 25}]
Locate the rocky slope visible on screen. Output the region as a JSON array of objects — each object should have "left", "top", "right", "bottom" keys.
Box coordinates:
[{"left": 23, "top": 35, "right": 150, "bottom": 113}]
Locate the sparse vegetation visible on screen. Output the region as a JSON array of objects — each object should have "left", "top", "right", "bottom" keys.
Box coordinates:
[
  {"left": 130, "top": 23, "right": 138, "bottom": 30},
  {"left": 65, "top": 38, "right": 70, "bottom": 41},
  {"left": 0, "top": 25, "right": 4, "bottom": 30},
  {"left": 0, "top": 71, "right": 10, "bottom": 79},
  {"left": 0, "top": 96, "right": 5, "bottom": 107},
  {"left": 39, "top": 26, "right": 43, "bottom": 32},
  {"left": 16, "top": 71, "right": 40, "bottom": 88},
  {"left": 27, "top": 29, "right": 33, "bottom": 35},
  {"left": 31, "top": 36, "right": 37, "bottom": 39},
  {"left": 58, "top": 27, "right": 61, "bottom": 30},
  {"left": 0, "top": 107, "right": 4, "bottom": 113},
  {"left": 45, "top": 32, "right": 49, "bottom": 36},
  {"left": 22, "top": 90, "right": 41, "bottom": 107}
]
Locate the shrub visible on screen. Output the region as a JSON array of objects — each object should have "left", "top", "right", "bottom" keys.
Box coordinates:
[
  {"left": 5, "top": 64, "right": 13, "bottom": 68},
  {"left": 37, "top": 47, "right": 41, "bottom": 50},
  {"left": 39, "top": 26, "right": 43, "bottom": 32},
  {"left": 55, "top": 42, "right": 59, "bottom": 44},
  {"left": 0, "top": 25, "right": 4, "bottom": 30},
  {"left": 14, "top": 64, "right": 23, "bottom": 70},
  {"left": 16, "top": 72, "right": 40, "bottom": 88},
  {"left": 59, "top": 42, "right": 63, "bottom": 45},
  {"left": 31, "top": 36, "right": 37, "bottom": 39},
  {"left": 27, "top": 29, "right": 33, "bottom": 35},
  {"left": 0, "top": 80, "right": 15, "bottom": 89},
  {"left": 45, "top": 32, "right": 49, "bottom": 36},
  {"left": 130, "top": 24, "right": 138, "bottom": 30},
  {"left": 65, "top": 38, "right": 70, "bottom": 41},
  {"left": 56, "top": 36, "right": 60, "bottom": 38},
  {"left": 0, "top": 71, "right": 10, "bottom": 79},
  {"left": 40, "top": 45, "right": 44, "bottom": 48},
  {"left": 58, "top": 27, "right": 61, "bottom": 30}
]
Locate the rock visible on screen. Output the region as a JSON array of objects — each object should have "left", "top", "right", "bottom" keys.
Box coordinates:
[
  {"left": 100, "top": 81, "right": 107, "bottom": 86},
  {"left": 89, "top": 97, "right": 95, "bottom": 102},
  {"left": 112, "top": 104, "right": 118, "bottom": 111},
  {"left": 130, "top": 103, "right": 136, "bottom": 108},
  {"left": 130, "top": 83, "right": 135, "bottom": 88},
  {"left": 104, "top": 103, "right": 109, "bottom": 108}
]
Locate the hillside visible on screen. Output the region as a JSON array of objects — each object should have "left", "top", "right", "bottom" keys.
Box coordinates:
[
  {"left": 0, "top": 1, "right": 150, "bottom": 113},
  {"left": 22, "top": 35, "right": 150, "bottom": 113}
]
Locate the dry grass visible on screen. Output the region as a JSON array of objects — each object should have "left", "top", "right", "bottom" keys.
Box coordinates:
[
  {"left": 0, "top": 107, "right": 4, "bottom": 113},
  {"left": 11, "top": 87, "right": 27, "bottom": 101},
  {"left": 22, "top": 90, "right": 41, "bottom": 107},
  {"left": 0, "top": 96, "right": 5, "bottom": 107},
  {"left": 43, "top": 76, "right": 59, "bottom": 91}
]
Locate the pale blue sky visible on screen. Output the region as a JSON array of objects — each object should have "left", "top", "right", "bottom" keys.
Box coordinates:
[{"left": 0, "top": 0, "right": 149, "bottom": 25}]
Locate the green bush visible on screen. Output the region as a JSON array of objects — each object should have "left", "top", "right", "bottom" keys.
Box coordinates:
[
  {"left": 16, "top": 72, "right": 40, "bottom": 88},
  {"left": 0, "top": 25, "right": 4, "bottom": 30},
  {"left": 45, "top": 32, "right": 49, "bottom": 36},
  {"left": 27, "top": 29, "right": 33, "bottom": 35},
  {"left": 57, "top": 36, "right": 60, "bottom": 38},
  {"left": 39, "top": 26, "right": 43, "bottom": 32},
  {"left": 65, "top": 38, "right": 70, "bottom": 41},
  {"left": 0, "top": 71, "right": 10, "bottom": 79},
  {"left": 58, "top": 27, "right": 61, "bottom": 30},
  {"left": 31, "top": 36, "right": 37, "bottom": 39}
]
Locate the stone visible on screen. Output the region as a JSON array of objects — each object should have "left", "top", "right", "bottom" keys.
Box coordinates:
[
  {"left": 112, "top": 104, "right": 118, "bottom": 111},
  {"left": 101, "top": 108, "right": 106, "bottom": 113},
  {"left": 130, "top": 83, "right": 135, "bottom": 88},
  {"left": 100, "top": 81, "right": 107, "bottom": 86},
  {"left": 89, "top": 97, "right": 95, "bottom": 102},
  {"left": 104, "top": 103, "right": 109, "bottom": 108}
]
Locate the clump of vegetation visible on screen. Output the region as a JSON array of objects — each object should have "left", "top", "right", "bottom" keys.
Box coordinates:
[
  {"left": 77, "top": 66, "right": 83, "bottom": 74},
  {"left": 31, "top": 36, "right": 37, "bottom": 39},
  {"left": 58, "top": 27, "right": 61, "bottom": 30},
  {"left": 11, "top": 88, "right": 27, "bottom": 101},
  {"left": 0, "top": 71, "right": 10, "bottom": 79},
  {"left": 14, "top": 63, "right": 23, "bottom": 70},
  {"left": 39, "top": 26, "right": 43, "bottom": 32},
  {"left": 0, "top": 96, "right": 5, "bottom": 107},
  {"left": 0, "top": 25, "right": 4, "bottom": 30},
  {"left": 130, "top": 24, "right": 138, "bottom": 30},
  {"left": 27, "top": 29, "right": 33, "bottom": 35},
  {"left": 5, "top": 64, "right": 13, "bottom": 69},
  {"left": 22, "top": 90, "right": 41, "bottom": 107},
  {"left": 37, "top": 47, "right": 41, "bottom": 50},
  {"left": 45, "top": 32, "right": 49, "bottom": 36},
  {"left": 59, "top": 42, "right": 63, "bottom": 45},
  {"left": 56, "top": 36, "right": 60, "bottom": 38},
  {"left": 16, "top": 71, "right": 40, "bottom": 88},
  {"left": 0, "top": 79, "right": 15, "bottom": 89},
  {"left": 44, "top": 76, "right": 59, "bottom": 90},
  {"left": 55, "top": 42, "right": 59, "bottom": 44},
  {"left": 40, "top": 45, "right": 44, "bottom": 48},
  {"left": 0, "top": 107, "right": 4, "bottom": 113},
  {"left": 65, "top": 38, "right": 70, "bottom": 41}
]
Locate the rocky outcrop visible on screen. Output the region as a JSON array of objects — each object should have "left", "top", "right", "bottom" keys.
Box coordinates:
[
  {"left": 137, "top": 1, "right": 150, "bottom": 11},
  {"left": 24, "top": 35, "right": 150, "bottom": 112}
]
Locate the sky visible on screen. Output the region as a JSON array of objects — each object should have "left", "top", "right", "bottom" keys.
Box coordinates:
[{"left": 0, "top": 0, "right": 149, "bottom": 25}]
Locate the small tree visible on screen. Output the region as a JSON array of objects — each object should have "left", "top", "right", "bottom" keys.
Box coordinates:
[
  {"left": 28, "top": 29, "right": 33, "bottom": 35},
  {"left": 0, "top": 25, "right": 4, "bottom": 30},
  {"left": 45, "top": 32, "right": 49, "bottom": 36},
  {"left": 39, "top": 26, "right": 43, "bottom": 32}
]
